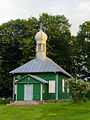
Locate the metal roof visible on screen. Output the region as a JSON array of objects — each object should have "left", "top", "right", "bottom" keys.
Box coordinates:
[
  {"left": 10, "top": 57, "right": 71, "bottom": 77},
  {"left": 15, "top": 74, "right": 48, "bottom": 84}
]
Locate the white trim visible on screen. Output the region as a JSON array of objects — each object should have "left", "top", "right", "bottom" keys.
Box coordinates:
[
  {"left": 15, "top": 74, "right": 48, "bottom": 84},
  {"left": 49, "top": 80, "right": 55, "bottom": 93},
  {"left": 41, "top": 83, "right": 43, "bottom": 101},
  {"left": 56, "top": 73, "right": 58, "bottom": 100},
  {"left": 62, "top": 79, "right": 65, "bottom": 92},
  {"left": 15, "top": 84, "right": 17, "bottom": 100},
  {"left": 13, "top": 75, "right": 15, "bottom": 100},
  {"left": 67, "top": 87, "right": 69, "bottom": 93}
]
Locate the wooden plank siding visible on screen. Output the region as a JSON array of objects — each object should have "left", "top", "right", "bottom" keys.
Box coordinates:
[
  {"left": 15, "top": 72, "right": 70, "bottom": 101},
  {"left": 35, "top": 73, "right": 56, "bottom": 100},
  {"left": 17, "top": 84, "right": 24, "bottom": 101},
  {"left": 16, "top": 75, "right": 41, "bottom": 101},
  {"left": 58, "top": 74, "right": 70, "bottom": 100}
]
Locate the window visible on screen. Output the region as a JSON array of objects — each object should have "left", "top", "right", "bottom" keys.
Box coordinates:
[
  {"left": 62, "top": 79, "right": 65, "bottom": 92},
  {"left": 28, "top": 77, "right": 30, "bottom": 80},
  {"left": 37, "top": 44, "right": 46, "bottom": 52},
  {"left": 16, "top": 75, "right": 21, "bottom": 79},
  {"left": 67, "top": 87, "right": 69, "bottom": 93},
  {"left": 38, "top": 44, "right": 41, "bottom": 51},
  {"left": 15, "top": 84, "right": 17, "bottom": 94},
  {"left": 43, "top": 44, "right": 46, "bottom": 52},
  {"left": 49, "top": 80, "right": 55, "bottom": 93}
]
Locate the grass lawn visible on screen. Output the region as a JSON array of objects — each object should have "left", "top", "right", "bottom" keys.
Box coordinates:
[{"left": 0, "top": 101, "right": 90, "bottom": 120}]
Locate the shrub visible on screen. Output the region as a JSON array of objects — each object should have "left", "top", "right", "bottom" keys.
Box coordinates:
[
  {"left": 66, "top": 78, "right": 89, "bottom": 103},
  {"left": 0, "top": 98, "right": 11, "bottom": 104}
]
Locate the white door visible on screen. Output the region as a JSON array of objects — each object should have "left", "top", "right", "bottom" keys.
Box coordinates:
[{"left": 24, "top": 84, "right": 33, "bottom": 100}]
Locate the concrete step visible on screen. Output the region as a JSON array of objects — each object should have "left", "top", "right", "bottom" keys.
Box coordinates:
[{"left": 7, "top": 101, "right": 40, "bottom": 106}]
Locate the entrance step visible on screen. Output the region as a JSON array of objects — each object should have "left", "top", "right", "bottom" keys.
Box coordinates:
[{"left": 7, "top": 101, "right": 40, "bottom": 106}]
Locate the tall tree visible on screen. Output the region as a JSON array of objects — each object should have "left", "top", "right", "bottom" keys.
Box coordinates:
[
  {"left": 74, "top": 21, "right": 90, "bottom": 80},
  {"left": 0, "top": 18, "right": 38, "bottom": 97}
]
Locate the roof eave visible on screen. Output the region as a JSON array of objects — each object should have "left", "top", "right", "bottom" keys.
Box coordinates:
[{"left": 10, "top": 71, "right": 72, "bottom": 78}]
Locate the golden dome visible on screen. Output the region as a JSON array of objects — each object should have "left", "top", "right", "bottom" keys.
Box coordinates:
[{"left": 35, "top": 29, "right": 47, "bottom": 41}]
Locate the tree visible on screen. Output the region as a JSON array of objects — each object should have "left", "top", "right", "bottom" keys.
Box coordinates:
[
  {"left": 0, "top": 18, "right": 38, "bottom": 97},
  {"left": 74, "top": 21, "right": 90, "bottom": 80}
]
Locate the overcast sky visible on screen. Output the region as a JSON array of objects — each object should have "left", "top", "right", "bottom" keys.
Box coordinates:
[{"left": 0, "top": 0, "right": 90, "bottom": 35}]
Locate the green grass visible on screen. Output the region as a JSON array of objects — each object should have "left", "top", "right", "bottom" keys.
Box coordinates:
[{"left": 0, "top": 101, "right": 90, "bottom": 120}]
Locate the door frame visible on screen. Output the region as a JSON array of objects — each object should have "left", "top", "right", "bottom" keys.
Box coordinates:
[{"left": 24, "top": 84, "right": 33, "bottom": 100}]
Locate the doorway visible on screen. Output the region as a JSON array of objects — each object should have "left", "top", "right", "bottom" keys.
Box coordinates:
[{"left": 24, "top": 84, "right": 33, "bottom": 100}]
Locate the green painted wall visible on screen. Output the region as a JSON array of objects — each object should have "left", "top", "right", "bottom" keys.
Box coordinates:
[
  {"left": 18, "top": 76, "right": 40, "bottom": 83},
  {"left": 17, "top": 83, "right": 41, "bottom": 101},
  {"left": 58, "top": 74, "right": 70, "bottom": 100},
  {"left": 33, "top": 84, "right": 41, "bottom": 101},
  {"left": 17, "top": 84, "right": 24, "bottom": 101},
  {"left": 15, "top": 72, "right": 70, "bottom": 101},
  {"left": 15, "top": 74, "right": 25, "bottom": 80},
  {"left": 16, "top": 76, "right": 41, "bottom": 101},
  {"left": 35, "top": 73, "right": 56, "bottom": 100},
  {"left": 43, "top": 84, "right": 48, "bottom": 100}
]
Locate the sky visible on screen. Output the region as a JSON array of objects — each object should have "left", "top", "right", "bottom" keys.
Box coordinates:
[{"left": 0, "top": 0, "right": 90, "bottom": 35}]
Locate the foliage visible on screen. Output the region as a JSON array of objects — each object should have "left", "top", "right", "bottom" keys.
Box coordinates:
[
  {"left": 0, "top": 98, "right": 11, "bottom": 104},
  {"left": 66, "top": 78, "right": 89, "bottom": 103},
  {"left": 0, "top": 18, "right": 38, "bottom": 97},
  {"left": 72, "top": 21, "right": 90, "bottom": 80},
  {"left": 1, "top": 101, "right": 90, "bottom": 120}
]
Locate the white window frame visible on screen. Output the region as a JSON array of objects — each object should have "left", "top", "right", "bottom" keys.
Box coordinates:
[
  {"left": 49, "top": 80, "right": 55, "bottom": 93},
  {"left": 41, "top": 83, "right": 43, "bottom": 101},
  {"left": 67, "top": 87, "right": 69, "bottom": 93},
  {"left": 15, "top": 84, "right": 17, "bottom": 100},
  {"left": 62, "top": 79, "right": 65, "bottom": 93}
]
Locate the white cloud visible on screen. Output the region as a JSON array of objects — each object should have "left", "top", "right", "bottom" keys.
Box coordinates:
[
  {"left": 26, "top": 4, "right": 67, "bottom": 18},
  {"left": 77, "top": 1, "right": 90, "bottom": 11},
  {"left": 0, "top": 0, "right": 36, "bottom": 24},
  {"left": 70, "top": 1, "right": 90, "bottom": 35},
  {"left": 75, "top": 1, "right": 90, "bottom": 19},
  {"left": 43, "top": 5, "right": 67, "bottom": 15}
]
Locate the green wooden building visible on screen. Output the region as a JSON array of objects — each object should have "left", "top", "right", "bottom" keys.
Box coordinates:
[{"left": 10, "top": 28, "right": 72, "bottom": 101}]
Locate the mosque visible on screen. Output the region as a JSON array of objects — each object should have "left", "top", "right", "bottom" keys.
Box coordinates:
[{"left": 10, "top": 27, "right": 71, "bottom": 101}]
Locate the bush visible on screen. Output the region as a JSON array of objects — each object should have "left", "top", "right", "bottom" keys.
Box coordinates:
[
  {"left": 0, "top": 98, "right": 11, "bottom": 104},
  {"left": 66, "top": 78, "right": 89, "bottom": 103}
]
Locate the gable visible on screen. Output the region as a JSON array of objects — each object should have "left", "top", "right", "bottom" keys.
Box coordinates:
[
  {"left": 18, "top": 76, "right": 40, "bottom": 83},
  {"left": 16, "top": 74, "right": 48, "bottom": 84}
]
